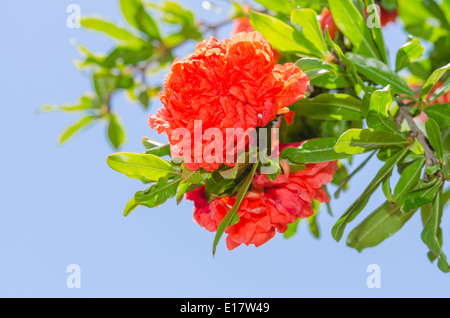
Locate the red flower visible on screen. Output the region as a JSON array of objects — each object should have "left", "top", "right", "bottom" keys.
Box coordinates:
[
  {"left": 379, "top": 7, "right": 398, "bottom": 26},
  {"left": 320, "top": 8, "right": 338, "bottom": 40},
  {"left": 186, "top": 144, "right": 338, "bottom": 250},
  {"left": 149, "top": 32, "right": 309, "bottom": 171}
]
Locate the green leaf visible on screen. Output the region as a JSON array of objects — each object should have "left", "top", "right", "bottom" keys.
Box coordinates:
[
  {"left": 248, "top": 11, "right": 322, "bottom": 57},
  {"left": 107, "top": 113, "right": 126, "bottom": 149},
  {"left": 423, "top": 104, "right": 450, "bottom": 128},
  {"left": 428, "top": 77, "right": 450, "bottom": 103},
  {"left": 212, "top": 162, "right": 259, "bottom": 257},
  {"left": 81, "top": 16, "right": 143, "bottom": 45},
  {"left": 421, "top": 62, "right": 450, "bottom": 101},
  {"left": 176, "top": 180, "right": 190, "bottom": 205},
  {"left": 284, "top": 218, "right": 301, "bottom": 239},
  {"left": 294, "top": 58, "right": 335, "bottom": 80},
  {"left": 281, "top": 138, "right": 351, "bottom": 163},
  {"left": 365, "top": 0, "right": 389, "bottom": 64},
  {"left": 123, "top": 197, "right": 139, "bottom": 217},
  {"left": 402, "top": 179, "right": 441, "bottom": 212},
  {"left": 334, "top": 129, "right": 409, "bottom": 155},
  {"left": 425, "top": 118, "right": 444, "bottom": 162},
  {"left": 328, "top": 0, "right": 380, "bottom": 59},
  {"left": 134, "top": 177, "right": 181, "bottom": 208},
  {"left": 119, "top": 0, "right": 160, "bottom": 39},
  {"left": 347, "top": 201, "right": 415, "bottom": 252},
  {"left": 291, "top": 9, "right": 329, "bottom": 58},
  {"left": 142, "top": 137, "right": 171, "bottom": 157},
  {"left": 40, "top": 94, "right": 101, "bottom": 113},
  {"left": 393, "top": 158, "right": 425, "bottom": 204},
  {"left": 58, "top": 115, "right": 97, "bottom": 145},
  {"left": 332, "top": 146, "right": 409, "bottom": 241},
  {"left": 254, "top": 0, "right": 293, "bottom": 15},
  {"left": 107, "top": 153, "right": 180, "bottom": 182},
  {"left": 290, "top": 93, "right": 362, "bottom": 121},
  {"left": 395, "top": 36, "right": 425, "bottom": 72},
  {"left": 366, "top": 85, "right": 400, "bottom": 134},
  {"left": 347, "top": 53, "right": 416, "bottom": 97},
  {"left": 421, "top": 186, "right": 450, "bottom": 273},
  {"left": 308, "top": 203, "right": 320, "bottom": 238},
  {"left": 382, "top": 172, "right": 393, "bottom": 202}
]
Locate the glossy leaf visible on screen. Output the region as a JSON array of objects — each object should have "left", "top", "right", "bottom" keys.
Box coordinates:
[
  {"left": 291, "top": 9, "right": 329, "bottom": 57},
  {"left": 328, "top": 0, "right": 380, "bottom": 59},
  {"left": 107, "top": 113, "right": 126, "bottom": 149},
  {"left": 423, "top": 104, "right": 450, "bottom": 128},
  {"left": 58, "top": 115, "right": 97, "bottom": 145},
  {"left": 421, "top": 186, "right": 450, "bottom": 273},
  {"left": 366, "top": 85, "right": 400, "bottom": 134},
  {"left": 393, "top": 158, "right": 426, "bottom": 204},
  {"left": 347, "top": 53, "right": 416, "bottom": 97},
  {"left": 107, "top": 153, "right": 180, "bottom": 182},
  {"left": 119, "top": 0, "right": 160, "bottom": 39},
  {"left": 248, "top": 11, "right": 322, "bottom": 57},
  {"left": 134, "top": 177, "right": 181, "bottom": 208},
  {"left": 294, "top": 58, "right": 335, "bottom": 80},
  {"left": 81, "top": 16, "right": 143, "bottom": 45},
  {"left": 332, "top": 147, "right": 409, "bottom": 241},
  {"left": 421, "top": 62, "right": 450, "bottom": 101},
  {"left": 290, "top": 93, "right": 362, "bottom": 121},
  {"left": 334, "top": 129, "right": 409, "bottom": 155},
  {"left": 347, "top": 201, "right": 415, "bottom": 252},
  {"left": 425, "top": 118, "right": 444, "bottom": 161},
  {"left": 402, "top": 179, "right": 441, "bottom": 212},
  {"left": 282, "top": 138, "right": 351, "bottom": 163},
  {"left": 395, "top": 36, "right": 425, "bottom": 72},
  {"left": 123, "top": 198, "right": 139, "bottom": 216}
]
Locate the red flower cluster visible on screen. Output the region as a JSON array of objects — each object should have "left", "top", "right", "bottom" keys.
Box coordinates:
[
  {"left": 186, "top": 144, "right": 338, "bottom": 250},
  {"left": 149, "top": 32, "right": 309, "bottom": 171}
]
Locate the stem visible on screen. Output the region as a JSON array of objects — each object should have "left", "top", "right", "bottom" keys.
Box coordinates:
[{"left": 397, "top": 106, "right": 439, "bottom": 167}]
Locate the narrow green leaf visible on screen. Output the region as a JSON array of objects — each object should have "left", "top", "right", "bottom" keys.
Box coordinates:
[
  {"left": 332, "top": 147, "right": 409, "bottom": 241},
  {"left": 366, "top": 85, "right": 400, "bottom": 134},
  {"left": 119, "top": 0, "right": 160, "bottom": 39},
  {"left": 142, "top": 138, "right": 171, "bottom": 157},
  {"left": 421, "top": 62, "right": 450, "bottom": 101},
  {"left": 81, "top": 16, "right": 143, "bottom": 45},
  {"left": 421, "top": 186, "right": 450, "bottom": 273},
  {"left": 58, "top": 115, "right": 97, "bottom": 145},
  {"left": 393, "top": 158, "right": 426, "bottom": 204},
  {"left": 107, "top": 113, "right": 126, "bottom": 149},
  {"left": 328, "top": 0, "right": 380, "bottom": 59},
  {"left": 347, "top": 53, "right": 416, "bottom": 97},
  {"left": 295, "top": 58, "right": 335, "bottom": 80},
  {"left": 212, "top": 162, "right": 259, "bottom": 257},
  {"left": 428, "top": 77, "right": 450, "bottom": 103},
  {"left": 424, "top": 104, "right": 450, "bottom": 128},
  {"left": 123, "top": 197, "right": 139, "bottom": 216},
  {"left": 291, "top": 9, "right": 329, "bottom": 57},
  {"left": 248, "top": 11, "right": 322, "bottom": 57},
  {"left": 347, "top": 201, "right": 415, "bottom": 252},
  {"left": 284, "top": 218, "right": 301, "bottom": 239},
  {"left": 176, "top": 180, "right": 190, "bottom": 205},
  {"left": 382, "top": 172, "right": 393, "bottom": 202},
  {"left": 365, "top": 0, "right": 389, "bottom": 64},
  {"left": 107, "top": 153, "right": 180, "bottom": 182},
  {"left": 281, "top": 138, "right": 351, "bottom": 163},
  {"left": 425, "top": 118, "right": 444, "bottom": 161},
  {"left": 290, "top": 93, "right": 362, "bottom": 121},
  {"left": 402, "top": 179, "right": 441, "bottom": 212},
  {"left": 334, "top": 129, "right": 409, "bottom": 155},
  {"left": 134, "top": 177, "right": 181, "bottom": 208},
  {"left": 395, "top": 36, "right": 425, "bottom": 72}
]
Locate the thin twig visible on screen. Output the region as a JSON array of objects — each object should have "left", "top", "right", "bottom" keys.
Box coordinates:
[{"left": 397, "top": 106, "right": 439, "bottom": 167}]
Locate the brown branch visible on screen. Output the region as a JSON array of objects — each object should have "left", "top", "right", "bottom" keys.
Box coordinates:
[{"left": 397, "top": 106, "right": 439, "bottom": 167}]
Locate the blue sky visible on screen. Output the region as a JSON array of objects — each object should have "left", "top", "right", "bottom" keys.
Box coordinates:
[{"left": 0, "top": 0, "right": 449, "bottom": 297}]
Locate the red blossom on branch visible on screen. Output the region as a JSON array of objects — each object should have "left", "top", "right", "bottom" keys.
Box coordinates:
[
  {"left": 186, "top": 143, "right": 338, "bottom": 250},
  {"left": 149, "top": 32, "right": 309, "bottom": 171}
]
